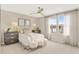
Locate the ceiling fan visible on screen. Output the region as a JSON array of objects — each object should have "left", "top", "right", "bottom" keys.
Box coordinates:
[{"left": 30, "top": 7, "right": 45, "bottom": 17}]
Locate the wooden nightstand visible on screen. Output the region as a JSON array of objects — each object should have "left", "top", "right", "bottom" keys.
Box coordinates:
[
  {"left": 4, "top": 32, "right": 19, "bottom": 45},
  {"left": 32, "top": 30, "right": 41, "bottom": 33}
]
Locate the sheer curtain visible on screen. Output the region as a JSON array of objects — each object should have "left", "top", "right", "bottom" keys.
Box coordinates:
[
  {"left": 64, "top": 14, "right": 70, "bottom": 36},
  {"left": 63, "top": 13, "right": 70, "bottom": 44},
  {"left": 68, "top": 10, "right": 78, "bottom": 46}
]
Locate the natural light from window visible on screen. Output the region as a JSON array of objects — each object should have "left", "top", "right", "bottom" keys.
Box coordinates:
[{"left": 48, "top": 14, "right": 70, "bottom": 36}]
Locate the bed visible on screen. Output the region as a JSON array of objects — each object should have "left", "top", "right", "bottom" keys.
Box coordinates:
[{"left": 19, "top": 33, "right": 48, "bottom": 49}]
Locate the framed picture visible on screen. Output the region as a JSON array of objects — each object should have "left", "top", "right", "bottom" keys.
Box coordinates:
[
  {"left": 18, "top": 18, "right": 31, "bottom": 28},
  {"left": 18, "top": 18, "right": 25, "bottom": 26},
  {"left": 25, "top": 19, "right": 31, "bottom": 28}
]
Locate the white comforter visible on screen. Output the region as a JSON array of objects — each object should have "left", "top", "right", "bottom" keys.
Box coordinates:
[{"left": 19, "top": 33, "right": 48, "bottom": 49}]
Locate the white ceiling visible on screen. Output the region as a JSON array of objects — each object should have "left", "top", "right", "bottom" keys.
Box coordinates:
[{"left": 1, "top": 4, "right": 79, "bottom": 18}]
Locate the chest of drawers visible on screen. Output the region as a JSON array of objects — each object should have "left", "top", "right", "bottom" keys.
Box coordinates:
[{"left": 4, "top": 32, "right": 19, "bottom": 45}]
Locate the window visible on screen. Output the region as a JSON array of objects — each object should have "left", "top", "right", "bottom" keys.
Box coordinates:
[
  {"left": 48, "top": 17, "right": 57, "bottom": 33},
  {"left": 58, "top": 15, "right": 65, "bottom": 33},
  {"left": 48, "top": 14, "right": 70, "bottom": 36}
]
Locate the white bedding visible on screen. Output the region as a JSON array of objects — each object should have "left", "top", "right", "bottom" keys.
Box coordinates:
[{"left": 19, "top": 33, "right": 48, "bottom": 49}]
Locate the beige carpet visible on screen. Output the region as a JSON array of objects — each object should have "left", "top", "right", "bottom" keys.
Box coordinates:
[
  {"left": 1, "top": 41, "right": 79, "bottom": 54},
  {"left": 0, "top": 43, "right": 31, "bottom": 54},
  {"left": 30, "top": 41, "right": 79, "bottom": 54}
]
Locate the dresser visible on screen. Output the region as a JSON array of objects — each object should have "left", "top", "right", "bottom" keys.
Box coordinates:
[{"left": 4, "top": 32, "right": 19, "bottom": 45}]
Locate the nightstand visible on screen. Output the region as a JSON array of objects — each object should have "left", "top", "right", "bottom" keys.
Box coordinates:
[{"left": 32, "top": 30, "right": 41, "bottom": 33}]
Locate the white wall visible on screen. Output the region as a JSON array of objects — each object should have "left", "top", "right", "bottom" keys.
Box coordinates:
[
  {"left": 37, "top": 17, "right": 49, "bottom": 39},
  {"left": 0, "top": 5, "right": 1, "bottom": 44},
  {"left": 77, "top": 9, "right": 79, "bottom": 47},
  {"left": 38, "top": 18, "right": 45, "bottom": 35},
  {"left": 69, "top": 11, "right": 78, "bottom": 46}
]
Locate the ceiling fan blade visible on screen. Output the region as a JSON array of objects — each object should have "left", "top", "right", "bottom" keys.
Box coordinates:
[
  {"left": 37, "top": 9, "right": 43, "bottom": 13},
  {"left": 29, "top": 7, "right": 44, "bottom": 17},
  {"left": 38, "top": 7, "right": 41, "bottom": 9},
  {"left": 41, "top": 8, "right": 43, "bottom": 11},
  {"left": 40, "top": 13, "right": 45, "bottom": 16},
  {"left": 37, "top": 7, "right": 43, "bottom": 13}
]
